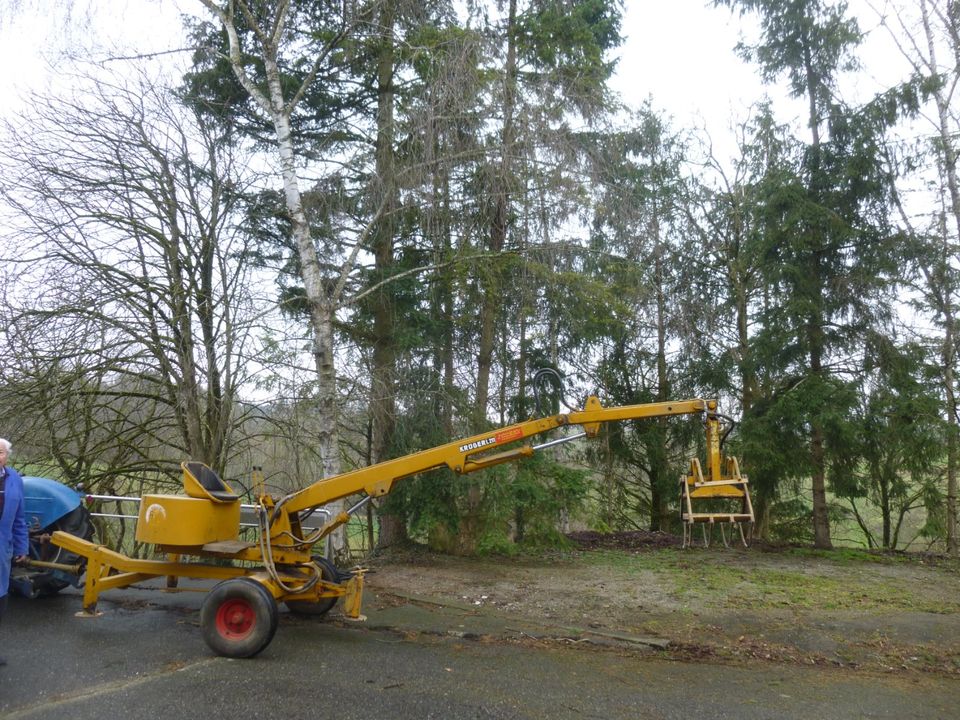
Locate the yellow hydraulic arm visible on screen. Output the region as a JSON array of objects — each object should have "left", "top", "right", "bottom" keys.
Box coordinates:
[
  {"left": 51, "top": 392, "right": 751, "bottom": 659},
  {"left": 286, "top": 396, "right": 714, "bottom": 514},
  {"left": 272, "top": 395, "right": 751, "bottom": 553}
]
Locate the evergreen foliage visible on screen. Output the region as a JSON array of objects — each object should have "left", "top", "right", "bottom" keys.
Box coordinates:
[{"left": 1, "top": 0, "right": 957, "bottom": 556}]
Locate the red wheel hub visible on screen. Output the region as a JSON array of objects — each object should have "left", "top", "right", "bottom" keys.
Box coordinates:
[{"left": 215, "top": 598, "right": 256, "bottom": 640}]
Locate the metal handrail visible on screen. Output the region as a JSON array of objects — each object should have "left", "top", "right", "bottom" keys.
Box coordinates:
[{"left": 83, "top": 494, "right": 333, "bottom": 529}]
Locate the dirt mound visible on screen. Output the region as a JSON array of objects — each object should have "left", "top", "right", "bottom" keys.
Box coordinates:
[{"left": 566, "top": 529, "right": 682, "bottom": 550}]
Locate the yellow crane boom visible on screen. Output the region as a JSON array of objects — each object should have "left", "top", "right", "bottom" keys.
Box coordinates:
[{"left": 53, "top": 394, "right": 751, "bottom": 658}]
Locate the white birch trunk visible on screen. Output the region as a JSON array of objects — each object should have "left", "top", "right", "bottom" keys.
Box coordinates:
[{"left": 200, "top": 0, "right": 347, "bottom": 557}]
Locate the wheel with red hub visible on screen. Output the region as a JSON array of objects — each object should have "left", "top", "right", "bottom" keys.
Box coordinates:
[{"left": 201, "top": 578, "right": 279, "bottom": 658}]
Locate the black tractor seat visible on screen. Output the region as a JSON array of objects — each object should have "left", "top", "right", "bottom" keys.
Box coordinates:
[{"left": 182, "top": 461, "right": 239, "bottom": 503}]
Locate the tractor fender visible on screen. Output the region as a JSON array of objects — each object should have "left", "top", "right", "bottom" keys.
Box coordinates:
[
  {"left": 12, "top": 476, "right": 91, "bottom": 598},
  {"left": 21, "top": 476, "right": 83, "bottom": 532}
]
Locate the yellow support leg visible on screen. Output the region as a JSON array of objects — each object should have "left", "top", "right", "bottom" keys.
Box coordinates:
[{"left": 342, "top": 570, "right": 367, "bottom": 621}]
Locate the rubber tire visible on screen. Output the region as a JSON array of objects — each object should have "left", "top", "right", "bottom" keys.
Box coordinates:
[
  {"left": 30, "top": 505, "right": 95, "bottom": 596},
  {"left": 284, "top": 556, "right": 340, "bottom": 617},
  {"left": 200, "top": 578, "right": 279, "bottom": 658}
]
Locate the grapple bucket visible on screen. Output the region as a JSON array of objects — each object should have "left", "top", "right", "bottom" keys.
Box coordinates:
[{"left": 680, "top": 413, "right": 754, "bottom": 548}]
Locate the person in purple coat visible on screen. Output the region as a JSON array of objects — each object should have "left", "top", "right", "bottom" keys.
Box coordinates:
[{"left": 0, "top": 438, "right": 29, "bottom": 667}]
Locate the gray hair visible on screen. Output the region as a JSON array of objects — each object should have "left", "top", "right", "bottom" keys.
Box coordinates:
[{"left": 0, "top": 438, "right": 11, "bottom": 453}]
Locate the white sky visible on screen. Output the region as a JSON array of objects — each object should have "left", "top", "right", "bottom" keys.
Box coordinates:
[
  {"left": 0, "top": 1, "right": 918, "bottom": 163},
  {"left": 612, "top": 1, "right": 774, "bottom": 126},
  {"left": 610, "top": 0, "right": 915, "bottom": 157}
]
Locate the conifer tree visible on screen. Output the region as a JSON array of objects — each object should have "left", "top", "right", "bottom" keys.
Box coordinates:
[{"left": 715, "top": 0, "right": 890, "bottom": 548}]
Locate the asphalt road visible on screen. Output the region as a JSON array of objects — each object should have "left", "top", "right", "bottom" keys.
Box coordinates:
[{"left": 1, "top": 584, "right": 957, "bottom": 720}]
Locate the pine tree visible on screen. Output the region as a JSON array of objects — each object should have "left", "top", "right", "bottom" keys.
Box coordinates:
[{"left": 715, "top": 0, "right": 886, "bottom": 548}]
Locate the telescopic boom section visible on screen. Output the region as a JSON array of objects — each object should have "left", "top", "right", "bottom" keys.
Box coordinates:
[{"left": 285, "top": 397, "right": 715, "bottom": 515}]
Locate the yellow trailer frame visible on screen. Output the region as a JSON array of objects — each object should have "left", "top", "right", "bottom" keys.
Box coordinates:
[{"left": 53, "top": 395, "right": 751, "bottom": 658}]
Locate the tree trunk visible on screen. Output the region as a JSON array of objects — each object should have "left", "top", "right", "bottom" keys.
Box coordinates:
[
  {"left": 803, "top": 32, "right": 832, "bottom": 550},
  {"left": 735, "top": 260, "right": 756, "bottom": 413},
  {"left": 224, "top": 7, "right": 347, "bottom": 553},
  {"left": 650, "top": 223, "right": 670, "bottom": 532},
  {"left": 921, "top": 0, "right": 960, "bottom": 554},
  {"left": 944, "top": 321, "right": 958, "bottom": 554},
  {"left": 809, "top": 302, "right": 832, "bottom": 549},
  {"left": 880, "top": 473, "right": 892, "bottom": 549},
  {"left": 441, "top": 175, "right": 455, "bottom": 438},
  {"left": 475, "top": 0, "right": 518, "bottom": 430},
  {"left": 370, "top": 0, "right": 405, "bottom": 550}
]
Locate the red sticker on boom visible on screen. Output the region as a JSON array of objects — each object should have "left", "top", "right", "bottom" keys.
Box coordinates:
[{"left": 495, "top": 427, "right": 524, "bottom": 444}]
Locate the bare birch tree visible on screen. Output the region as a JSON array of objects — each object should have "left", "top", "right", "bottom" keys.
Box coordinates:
[
  {"left": 875, "top": 0, "right": 960, "bottom": 553},
  {"left": 194, "top": 0, "right": 403, "bottom": 557}
]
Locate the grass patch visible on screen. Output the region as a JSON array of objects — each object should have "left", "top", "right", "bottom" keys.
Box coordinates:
[
  {"left": 782, "top": 546, "right": 905, "bottom": 565},
  {"left": 556, "top": 546, "right": 960, "bottom": 614},
  {"left": 719, "top": 570, "right": 915, "bottom": 611}
]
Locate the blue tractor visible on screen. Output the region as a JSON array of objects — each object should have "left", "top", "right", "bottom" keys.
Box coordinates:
[{"left": 9, "top": 476, "right": 94, "bottom": 598}]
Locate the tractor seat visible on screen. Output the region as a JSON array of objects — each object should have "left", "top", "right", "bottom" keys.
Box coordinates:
[{"left": 182, "top": 461, "right": 239, "bottom": 503}]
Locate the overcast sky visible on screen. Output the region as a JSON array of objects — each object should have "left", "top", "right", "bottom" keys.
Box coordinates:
[
  {"left": 0, "top": 0, "right": 914, "bottom": 163},
  {"left": 614, "top": 0, "right": 914, "bottom": 151}
]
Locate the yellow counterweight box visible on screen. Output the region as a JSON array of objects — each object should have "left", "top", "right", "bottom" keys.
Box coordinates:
[{"left": 135, "top": 494, "right": 241, "bottom": 547}]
